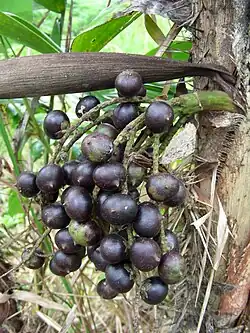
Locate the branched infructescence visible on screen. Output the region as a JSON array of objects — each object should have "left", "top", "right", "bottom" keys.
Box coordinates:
[{"left": 15, "top": 69, "right": 239, "bottom": 308}]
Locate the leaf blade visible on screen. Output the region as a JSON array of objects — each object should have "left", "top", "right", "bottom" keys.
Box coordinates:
[{"left": 34, "top": 0, "right": 66, "bottom": 13}]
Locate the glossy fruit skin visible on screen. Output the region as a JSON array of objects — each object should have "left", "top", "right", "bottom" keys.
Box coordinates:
[
  {"left": 17, "top": 172, "right": 39, "bottom": 198},
  {"left": 115, "top": 70, "right": 142, "bottom": 97},
  {"left": 164, "top": 181, "right": 186, "bottom": 207},
  {"left": 87, "top": 245, "right": 109, "bottom": 272},
  {"left": 22, "top": 248, "right": 45, "bottom": 269},
  {"left": 55, "top": 228, "right": 85, "bottom": 254},
  {"left": 93, "top": 162, "right": 126, "bottom": 191},
  {"left": 100, "top": 233, "right": 127, "bottom": 264},
  {"left": 75, "top": 95, "right": 100, "bottom": 120},
  {"left": 158, "top": 251, "right": 185, "bottom": 284},
  {"left": 72, "top": 161, "right": 95, "bottom": 191},
  {"left": 95, "top": 123, "right": 119, "bottom": 140},
  {"left": 127, "top": 162, "right": 146, "bottom": 189},
  {"left": 41, "top": 202, "right": 70, "bottom": 229},
  {"left": 62, "top": 160, "right": 80, "bottom": 185},
  {"left": 155, "top": 229, "right": 179, "bottom": 253},
  {"left": 68, "top": 220, "right": 103, "bottom": 247},
  {"left": 100, "top": 193, "right": 138, "bottom": 225},
  {"left": 49, "top": 257, "right": 68, "bottom": 276},
  {"left": 61, "top": 186, "right": 71, "bottom": 204},
  {"left": 81, "top": 133, "right": 114, "bottom": 163},
  {"left": 53, "top": 250, "right": 82, "bottom": 273},
  {"left": 97, "top": 279, "right": 118, "bottom": 299},
  {"left": 41, "top": 191, "right": 59, "bottom": 205},
  {"left": 105, "top": 263, "right": 134, "bottom": 293},
  {"left": 36, "top": 164, "right": 64, "bottom": 193},
  {"left": 43, "top": 110, "right": 70, "bottom": 139},
  {"left": 95, "top": 190, "right": 111, "bottom": 219},
  {"left": 63, "top": 186, "right": 92, "bottom": 222},
  {"left": 113, "top": 103, "right": 138, "bottom": 130},
  {"left": 133, "top": 202, "right": 161, "bottom": 237},
  {"left": 130, "top": 238, "right": 161, "bottom": 272},
  {"left": 137, "top": 85, "right": 146, "bottom": 97},
  {"left": 146, "top": 173, "right": 180, "bottom": 202},
  {"left": 145, "top": 101, "right": 174, "bottom": 134},
  {"left": 140, "top": 276, "right": 168, "bottom": 305}
]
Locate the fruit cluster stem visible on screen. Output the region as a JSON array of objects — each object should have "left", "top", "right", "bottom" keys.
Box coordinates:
[{"left": 152, "top": 134, "right": 160, "bottom": 174}]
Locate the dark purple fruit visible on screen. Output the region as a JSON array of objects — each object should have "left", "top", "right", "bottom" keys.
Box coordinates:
[
  {"left": 133, "top": 202, "right": 161, "bottom": 237},
  {"left": 95, "top": 190, "right": 112, "bottom": 218},
  {"left": 41, "top": 202, "right": 70, "bottom": 229},
  {"left": 96, "top": 279, "right": 118, "bottom": 299},
  {"left": 158, "top": 251, "right": 185, "bottom": 284},
  {"left": 53, "top": 250, "right": 82, "bottom": 273},
  {"left": 95, "top": 123, "right": 118, "bottom": 140},
  {"left": 128, "top": 188, "right": 140, "bottom": 201},
  {"left": 87, "top": 245, "right": 109, "bottom": 271},
  {"left": 145, "top": 101, "right": 174, "bottom": 134},
  {"left": 164, "top": 181, "right": 186, "bottom": 207},
  {"left": 62, "top": 160, "right": 79, "bottom": 185},
  {"left": 127, "top": 162, "right": 146, "bottom": 189},
  {"left": 49, "top": 257, "right": 68, "bottom": 276},
  {"left": 75, "top": 95, "right": 100, "bottom": 119},
  {"left": 110, "top": 143, "right": 126, "bottom": 163},
  {"left": 61, "top": 186, "right": 71, "bottom": 204},
  {"left": 146, "top": 173, "right": 180, "bottom": 202},
  {"left": 68, "top": 220, "right": 103, "bottom": 247},
  {"left": 137, "top": 85, "right": 146, "bottom": 97},
  {"left": 81, "top": 133, "right": 113, "bottom": 163},
  {"left": 41, "top": 191, "right": 59, "bottom": 204},
  {"left": 93, "top": 162, "right": 125, "bottom": 191},
  {"left": 105, "top": 263, "right": 134, "bottom": 293},
  {"left": 155, "top": 229, "right": 179, "bottom": 253},
  {"left": 36, "top": 164, "right": 64, "bottom": 193},
  {"left": 43, "top": 110, "right": 70, "bottom": 139},
  {"left": 115, "top": 70, "right": 142, "bottom": 97},
  {"left": 100, "top": 193, "right": 138, "bottom": 225},
  {"left": 113, "top": 103, "right": 138, "bottom": 130},
  {"left": 130, "top": 238, "right": 161, "bottom": 272},
  {"left": 140, "top": 276, "right": 168, "bottom": 305},
  {"left": 22, "top": 248, "right": 45, "bottom": 269},
  {"left": 55, "top": 228, "right": 85, "bottom": 254},
  {"left": 16, "top": 172, "right": 39, "bottom": 198},
  {"left": 72, "top": 161, "right": 95, "bottom": 191},
  {"left": 100, "top": 233, "right": 127, "bottom": 264},
  {"left": 63, "top": 186, "right": 92, "bottom": 222}
]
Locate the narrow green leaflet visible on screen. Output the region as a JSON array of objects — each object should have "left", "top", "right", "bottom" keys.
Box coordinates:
[
  {"left": 144, "top": 15, "right": 165, "bottom": 45},
  {"left": 51, "top": 17, "right": 61, "bottom": 46},
  {"left": 34, "top": 0, "right": 66, "bottom": 13},
  {"left": 71, "top": 12, "right": 141, "bottom": 52},
  {"left": 8, "top": 191, "right": 23, "bottom": 216},
  {"left": 0, "top": 12, "right": 61, "bottom": 53},
  {"left": 146, "top": 41, "right": 192, "bottom": 60}
]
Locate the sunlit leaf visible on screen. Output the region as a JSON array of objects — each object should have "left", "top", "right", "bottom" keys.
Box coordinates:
[
  {"left": 34, "top": 0, "right": 66, "bottom": 13},
  {"left": 144, "top": 14, "right": 165, "bottom": 45}
]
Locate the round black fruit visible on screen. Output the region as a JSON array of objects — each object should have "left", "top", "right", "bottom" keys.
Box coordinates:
[
  {"left": 146, "top": 173, "right": 180, "bottom": 202},
  {"left": 55, "top": 228, "right": 84, "bottom": 254},
  {"left": 158, "top": 251, "right": 185, "bottom": 284},
  {"left": 53, "top": 250, "right": 82, "bottom": 273},
  {"left": 36, "top": 164, "right": 64, "bottom": 193},
  {"left": 140, "top": 276, "right": 168, "bottom": 305},
  {"left": 113, "top": 103, "right": 138, "bottom": 130},
  {"left": 22, "top": 248, "right": 45, "bottom": 269},
  {"left": 17, "top": 172, "right": 39, "bottom": 198},
  {"left": 87, "top": 245, "right": 109, "bottom": 272},
  {"left": 127, "top": 162, "right": 146, "bottom": 189},
  {"left": 137, "top": 85, "right": 146, "bottom": 97},
  {"left": 68, "top": 220, "right": 103, "bottom": 247},
  {"left": 43, "top": 110, "right": 70, "bottom": 139},
  {"left": 164, "top": 181, "right": 186, "bottom": 207},
  {"left": 49, "top": 257, "right": 68, "bottom": 276},
  {"left": 93, "top": 162, "right": 125, "bottom": 191},
  {"left": 41, "top": 191, "right": 59, "bottom": 205},
  {"left": 100, "top": 193, "right": 138, "bottom": 225},
  {"left": 95, "top": 190, "right": 111, "bottom": 218},
  {"left": 130, "top": 238, "right": 161, "bottom": 272},
  {"left": 63, "top": 186, "right": 92, "bottom": 222},
  {"left": 95, "top": 123, "right": 118, "bottom": 140},
  {"left": 97, "top": 279, "right": 118, "bottom": 299},
  {"left": 133, "top": 202, "right": 161, "bottom": 237},
  {"left": 61, "top": 186, "right": 71, "bottom": 204},
  {"left": 100, "top": 233, "right": 127, "bottom": 264},
  {"left": 72, "top": 160, "right": 95, "bottom": 191},
  {"left": 145, "top": 101, "right": 174, "bottom": 133},
  {"left": 42, "top": 202, "right": 70, "bottom": 229},
  {"left": 81, "top": 133, "right": 113, "bottom": 163},
  {"left": 75, "top": 95, "right": 100, "bottom": 119},
  {"left": 155, "top": 229, "right": 179, "bottom": 253},
  {"left": 110, "top": 143, "right": 126, "bottom": 163},
  {"left": 115, "top": 70, "right": 142, "bottom": 97},
  {"left": 62, "top": 160, "right": 79, "bottom": 185},
  {"left": 105, "top": 263, "right": 134, "bottom": 293}
]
